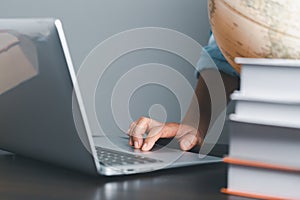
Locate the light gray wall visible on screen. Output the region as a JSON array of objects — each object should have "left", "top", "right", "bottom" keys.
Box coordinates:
[
  {"left": 0, "top": 0, "right": 210, "bottom": 69},
  {"left": 0, "top": 1, "right": 228, "bottom": 143}
]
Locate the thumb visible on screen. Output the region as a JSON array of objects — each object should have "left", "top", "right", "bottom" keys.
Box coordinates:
[{"left": 179, "top": 132, "right": 199, "bottom": 151}]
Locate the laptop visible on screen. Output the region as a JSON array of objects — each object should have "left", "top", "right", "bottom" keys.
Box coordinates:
[{"left": 0, "top": 18, "right": 221, "bottom": 176}]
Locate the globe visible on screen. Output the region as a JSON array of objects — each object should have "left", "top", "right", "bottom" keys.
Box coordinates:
[{"left": 208, "top": 0, "right": 300, "bottom": 73}]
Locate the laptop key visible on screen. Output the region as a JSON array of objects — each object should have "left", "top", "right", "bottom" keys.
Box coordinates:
[{"left": 95, "top": 146, "right": 163, "bottom": 167}]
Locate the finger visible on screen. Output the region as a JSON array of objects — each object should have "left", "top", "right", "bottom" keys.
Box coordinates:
[
  {"left": 128, "top": 123, "right": 135, "bottom": 146},
  {"left": 141, "top": 123, "right": 180, "bottom": 151},
  {"left": 141, "top": 126, "right": 165, "bottom": 151},
  {"left": 132, "top": 126, "right": 145, "bottom": 149},
  {"left": 129, "top": 137, "right": 133, "bottom": 146},
  {"left": 128, "top": 117, "right": 163, "bottom": 149},
  {"left": 127, "top": 122, "right": 136, "bottom": 135},
  {"left": 127, "top": 122, "right": 135, "bottom": 139},
  {"left": 179, "top": 132, "right": 199, "bottom": 151},
  {"left": 131, "top": 117, "right": 152, "bottom": 149},
  {"left": 129, "top": 121, "right": 147, "bottom": 148},
  {"left": 128, "top": 117, "right": 161, "bottom": 136}
]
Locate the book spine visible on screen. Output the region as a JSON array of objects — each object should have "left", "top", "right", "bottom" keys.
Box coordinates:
[
  {"left": 240, "top": 64, "right": 300, "bottom": 99},
  {"left": 221, "top": 188, "right": 295, "bottom": 200}
]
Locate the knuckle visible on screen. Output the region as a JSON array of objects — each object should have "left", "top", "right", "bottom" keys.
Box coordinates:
[
  {"left": 132, "top": 132, "right": 143, "bottom": 139},
  {"left": 144, "top": 136, "right": 153, "bottom": 143},
  {"left": 131, "top": 121, "right": 138, "bottom": 127},
  {"left": 138, "top": 116, "right": 148, "bottom": 123}
]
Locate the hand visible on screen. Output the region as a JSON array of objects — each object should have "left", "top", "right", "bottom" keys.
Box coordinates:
[{"left": 127, "top": 117, "right": 202, "bottom": 151}]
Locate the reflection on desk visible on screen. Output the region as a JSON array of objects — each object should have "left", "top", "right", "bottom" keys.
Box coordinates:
[{"left": 0, "top": 149, "right": 249, "bottom": 200}]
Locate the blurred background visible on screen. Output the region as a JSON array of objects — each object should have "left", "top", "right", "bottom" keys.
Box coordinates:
[
  {"left": 0, "top": 0, "right": 229, "bottom": 145},
  {"left": 0, "top": 0, "right": 210, "bottom": 69}
]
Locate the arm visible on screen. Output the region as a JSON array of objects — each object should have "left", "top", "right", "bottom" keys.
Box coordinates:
[
  {"left": 184, "top": 68, "right": 240, "bottom": 140},
  {"left": 128, "top": 68, "right": 239, "bottom": 151}
]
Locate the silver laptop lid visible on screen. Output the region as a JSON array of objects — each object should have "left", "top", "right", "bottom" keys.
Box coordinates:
[{"left": 0, "top": 18, "right": 99, "bottom": 175}]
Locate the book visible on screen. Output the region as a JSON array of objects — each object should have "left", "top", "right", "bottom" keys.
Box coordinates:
[
  {"left": 222, "top": 157, "right": 300, "bottom": 200},
  {"left": 224, "top": 58, "right": 300, "bottom": 199},
  {"left": 235, "top": 57, "right": 300, "bottom": 100},
  {"left": 231, "top": 91, "right": 300, "bottom": 125},
  {"left": 229, "top": 115, "right": 300, "bottom": 168}
]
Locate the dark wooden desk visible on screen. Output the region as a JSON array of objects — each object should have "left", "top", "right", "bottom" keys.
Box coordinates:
[{"left": 0, "top": 150, "right": 250, "bottom": 200}]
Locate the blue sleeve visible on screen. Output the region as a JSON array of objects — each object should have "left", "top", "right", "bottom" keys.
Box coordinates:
[{"left": 195, "top": 35, "right": 239, "bottom": 78}]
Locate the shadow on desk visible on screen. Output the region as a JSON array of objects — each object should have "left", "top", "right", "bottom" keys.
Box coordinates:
[{"left": 0, "top": 146, "right": 237, "bottom": 200}]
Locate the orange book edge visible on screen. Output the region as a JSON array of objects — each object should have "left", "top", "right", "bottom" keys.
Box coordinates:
[
  {"left": 221, "top": 188, "right": 297, "bottom": 200},
  {"left": 223, "top": 157, "right": 300, "bottom": 173}
]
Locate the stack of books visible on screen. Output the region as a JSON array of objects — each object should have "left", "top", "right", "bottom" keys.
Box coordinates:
[{"left": 221, "top": 57, "right": 300, "bottom": 200}]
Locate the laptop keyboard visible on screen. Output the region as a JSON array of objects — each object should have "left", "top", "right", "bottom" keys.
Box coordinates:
[{"left": 95, "top": 146, "right": 163, "bottom": 167}]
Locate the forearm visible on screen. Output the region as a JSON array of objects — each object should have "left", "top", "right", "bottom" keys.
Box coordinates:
[{"left": 183, "top": 69, "right": 240, "bottom": 138}]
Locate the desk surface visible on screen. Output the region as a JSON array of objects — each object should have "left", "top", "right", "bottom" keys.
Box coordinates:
[{"left": 0, "top": 150, "right": 250, "bottom": 200}]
